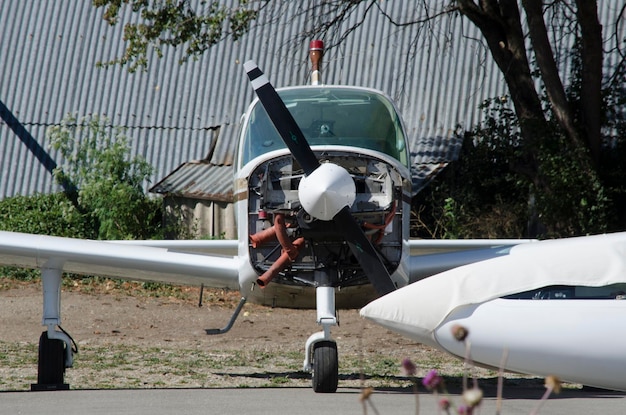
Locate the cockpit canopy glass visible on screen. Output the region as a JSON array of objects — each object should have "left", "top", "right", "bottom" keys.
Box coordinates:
[{"left": 240, "top": 87, "right": 408, "bottom": 167}]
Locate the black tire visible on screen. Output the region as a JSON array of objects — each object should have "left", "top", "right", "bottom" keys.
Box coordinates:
[
  {"left": 312, "top": 341, "right": 338, "bottom": 393},
  {"left": 37, "top": 331, "right": 65, "bottom": 386}
]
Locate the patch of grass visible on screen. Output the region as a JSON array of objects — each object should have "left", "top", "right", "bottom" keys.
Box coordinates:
[
  {"left": 0, "top": 332, "right": 505, "bottom": 392},
  {"left": 0, "top": 342, "right": 315, "bottom": 391}
]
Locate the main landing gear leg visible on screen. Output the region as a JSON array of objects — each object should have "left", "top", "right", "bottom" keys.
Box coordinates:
[
  {"left": 31, "top": 262, "right": 75, "bottom": 391},
  {"left": 303, "top": 283, "right": 339, "bottom": 393}
]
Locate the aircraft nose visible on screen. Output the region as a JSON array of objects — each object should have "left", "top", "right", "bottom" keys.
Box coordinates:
[
  {"left": 360, "top": 275, "right": 450, "bottom": 349},
  {"left": 360, "top": 245, "right": 526, "bottom": 350}
]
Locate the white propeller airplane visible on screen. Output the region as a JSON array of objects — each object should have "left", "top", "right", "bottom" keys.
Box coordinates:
[
  {"left": 0, "top": 43, "right": 532, "bottom": 393},
  {"left": 361, "top": 231, "right": 626, "bottom": 391}
]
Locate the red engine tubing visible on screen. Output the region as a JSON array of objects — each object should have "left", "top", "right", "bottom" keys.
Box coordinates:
[
  {"left": 273, "top": 213, "right": 299, "bottom": 260},
  {"left": 249, "top": 226, "right": 276, "bottom": 248},
  {"left": 248, "top": 213, "right": 295, "bottom": 248},
  {"left": 362, "top": 201, "right": 397, "bottom": 244},
  {"left": 253, "top": 203, "right": 394, "bottom": 286},
  {"left": 256, "top": 237, "right": 305, "bottom": 288},
  {"left": 250, "top": 213, "right": 303, "bottom": 288}
]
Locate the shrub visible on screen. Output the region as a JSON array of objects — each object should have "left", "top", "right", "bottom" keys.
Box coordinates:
[{"left": 47, "top": 113, "right": 162, "bottom": 240}]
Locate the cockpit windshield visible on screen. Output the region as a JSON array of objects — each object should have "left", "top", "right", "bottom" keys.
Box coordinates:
[{"left": 240, "top": 87, "right": 408, "bottom": 167}]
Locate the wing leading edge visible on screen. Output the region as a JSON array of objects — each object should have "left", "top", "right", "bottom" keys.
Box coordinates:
[{"left": 0, "top": 231, "right": 240, "bottom": 289}]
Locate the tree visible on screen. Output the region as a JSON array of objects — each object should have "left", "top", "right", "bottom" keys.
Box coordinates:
[
  {"left": 93, "top": 1, "right": 626, "bottom": 236},
  {"left": 93, "top": 0, "right": 260, "bottom": 72}
]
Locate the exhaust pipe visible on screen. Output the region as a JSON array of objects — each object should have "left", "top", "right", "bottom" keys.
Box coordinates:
[
  {"left": 249, "top": 226, "right": 277, "bottom": 248},
  {"left": 256, "top": 237, "right": 305, "bottom": 287},
  {"left": 309, "top": 40, "right": 324, "bottom": 86},
  {"left": 251, "top": 214, "right": 305, "bottom": 287},
  {"left": 249, "top": 213, "right": 296, "bottom": 249}
]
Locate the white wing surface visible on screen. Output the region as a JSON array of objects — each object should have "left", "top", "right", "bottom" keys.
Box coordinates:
[
  {"left": 408, "top": 238, "right": 535, "bottom": 282},
  {"left": 113, "top": 239, "right": 239, "bottom": 256},
  {"left": 0, "top": 231, "right": 240, "bottom": 288}
]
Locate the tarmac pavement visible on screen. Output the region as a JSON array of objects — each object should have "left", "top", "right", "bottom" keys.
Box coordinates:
[{"left": 2, "top": 386, "right": 625, "bottom": 415}]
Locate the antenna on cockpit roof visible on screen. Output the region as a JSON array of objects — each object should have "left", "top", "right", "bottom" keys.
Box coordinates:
[{"left": 309, "top": 40, "right": 324, "bottom": 86}]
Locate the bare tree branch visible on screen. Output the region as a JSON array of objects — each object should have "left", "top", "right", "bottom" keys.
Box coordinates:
[
  {"left": 457, "top": 0, "right": 545, "bottom": 130},
  {"left": 373, "top": 1, "right": 457, "bottom": 28},
  {"left": 523, "top": 0, "right": 583, "bottom": 149},
  {"left": 575, "top": 0, "right": 602, "bottom": 163}
]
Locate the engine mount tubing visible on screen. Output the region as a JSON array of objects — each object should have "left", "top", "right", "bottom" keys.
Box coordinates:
[{"left": 256, "top": 237, "right": 305, "bottom": 288}]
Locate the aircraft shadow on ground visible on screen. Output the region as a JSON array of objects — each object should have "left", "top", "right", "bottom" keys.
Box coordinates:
[{"left": 213, "top": 371, "right": 626, "bottom": 400}]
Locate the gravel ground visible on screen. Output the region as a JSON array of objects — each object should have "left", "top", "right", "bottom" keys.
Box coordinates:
[{"left": 0, "top": 282, "right": 544, "bottom": 392}]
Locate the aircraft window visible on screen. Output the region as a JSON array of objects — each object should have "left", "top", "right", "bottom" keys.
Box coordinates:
[
  {"left": 502, "top": 283, "right": 626, "bottom": 300},
  {"left": 241, "top": 87, "right": 408, "bottom": 166}
]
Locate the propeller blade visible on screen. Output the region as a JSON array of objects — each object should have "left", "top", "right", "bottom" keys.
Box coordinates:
[
  {"left": 244, "top": 60, "right": 319, "bottom": 176},
  {"left": 333, "top": 207, "right": 397, "bottom": 296}
]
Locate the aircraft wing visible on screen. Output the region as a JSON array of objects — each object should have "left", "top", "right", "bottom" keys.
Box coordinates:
[
  {"left": 408, "top": 238, "right": 535, "bottom": 283},
  {"left": 0, "top": 231, "right": 240, "bottom": 288},
  {"left": 113, "top": 239, "right": 239, "bottom": 256}
]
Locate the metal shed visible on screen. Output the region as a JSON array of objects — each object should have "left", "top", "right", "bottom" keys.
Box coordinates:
[{"left": 2, "top": 1, "right": 622, "bottom": 238}]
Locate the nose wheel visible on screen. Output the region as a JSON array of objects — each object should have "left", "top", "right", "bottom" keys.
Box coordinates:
[
  {"left": 312, "top": 340, "right": 339, "bottom": 393},
  {"left": 304, "top": 285, "right": 340, "bottom": 393}
]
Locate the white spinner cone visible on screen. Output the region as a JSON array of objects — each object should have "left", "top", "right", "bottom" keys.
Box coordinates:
[{"left": 298, "top": 162, "right": 356, "bottom": 221}]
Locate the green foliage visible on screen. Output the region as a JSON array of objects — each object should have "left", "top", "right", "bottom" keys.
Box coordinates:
[
  {"left": 597, "top": 59, "right": 626, "bottom": 229},
  {"left": 0, "top": 192, "right": 89, "bottom": 237},
  {"left": 0, "top": 192, "right": 92, "bottom": 280},
  {"left": 48, "top": 113, "right": 162, "bottom": 240},
  {"left": 415, "top": 27, "right": 626, "bottom": 239},
  {"left": 93, "top": 0, "right": 258, "bottom": 72},
  {"left": 533, "top": 132, "right": 610, "bottom": 237},
  {"left": 0, "top": 114, "right": 164, "bottom": 280},
  {"left": 416, "top": 88, "right": 623, "bottom": 238},
  {"left": 412, "top": 100, "right": 528, "bottom": 239}
]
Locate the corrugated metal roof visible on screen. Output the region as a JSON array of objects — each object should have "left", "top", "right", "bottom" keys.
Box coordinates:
[
  {"left": 1, "top": 1, "right": 623, "bottom": 200},
  {"left": 151, "top": 162, "right": 234, "bottom": 202}
]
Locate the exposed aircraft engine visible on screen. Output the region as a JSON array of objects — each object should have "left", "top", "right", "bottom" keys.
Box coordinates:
[{"left": 247, "top": 151, "right": 404, "bottom": 290}]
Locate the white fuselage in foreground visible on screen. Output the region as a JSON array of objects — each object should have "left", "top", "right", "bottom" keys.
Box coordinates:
[
  {"left": 361, "top": 232, "right": 626, "bottom": 391},
  {"left": 436, "top": 298, "right": 626, "bottom": 390}
]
